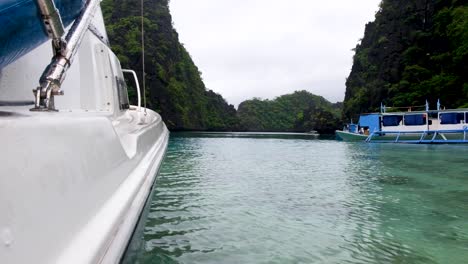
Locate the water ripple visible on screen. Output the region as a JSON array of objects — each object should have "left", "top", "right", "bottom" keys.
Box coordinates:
[{"left": 122, "top": 133, "right": 468, "bottom": 264}]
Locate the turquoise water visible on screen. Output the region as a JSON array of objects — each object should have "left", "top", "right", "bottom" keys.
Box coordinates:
[{"left": 123, "top": 132, "right": 468, "bottom": 263}]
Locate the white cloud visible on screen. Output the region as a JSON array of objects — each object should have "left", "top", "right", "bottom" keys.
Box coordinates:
[{"left": 169, "top": 0, "right": 380, "bottom": 106}]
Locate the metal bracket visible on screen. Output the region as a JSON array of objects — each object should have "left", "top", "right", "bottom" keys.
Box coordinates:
[
  {"left": 31, "top": 0, "right": 101, "bottom": 112},
  {"left": 31, "top": 87, "right": 64, "bottom": 112},
  {"left": 31, "top": 0, "right": 66, "bottom": 111},
  {"left": 30, "top": 55, "right": 68, "bottom": 112}
]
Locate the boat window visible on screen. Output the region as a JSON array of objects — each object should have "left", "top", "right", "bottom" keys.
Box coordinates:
[
  {"left": 404, "top": 114, "right": 426, "bottom": 126},
  {"left": 382, "top": 115, "right": 402, "bottom": 126},
  {"left": 116, "top": 77, "right": 130, "bottom": 110},
  {"left": 440, "top": 112, "right": 464, "bottom": 124}
]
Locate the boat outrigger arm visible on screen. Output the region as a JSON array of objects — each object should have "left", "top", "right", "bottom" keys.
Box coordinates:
[{"left": 31, "top": 0, "right": 101, "bottom": 111}]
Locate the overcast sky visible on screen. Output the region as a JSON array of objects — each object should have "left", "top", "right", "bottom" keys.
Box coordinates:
[{"left": 169, "top": 0, "right": 381, "bottom": 107}]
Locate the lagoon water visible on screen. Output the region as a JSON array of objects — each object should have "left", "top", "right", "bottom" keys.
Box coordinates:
[{"left": 122, "top": 132, "right": 468, "bottom": 263}]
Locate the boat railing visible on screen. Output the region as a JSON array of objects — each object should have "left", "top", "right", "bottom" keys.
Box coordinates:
[
  {"left": 366, "top": 128, "right": 468, "bottom": 144},
  {"left": 122, "top": 69, "right": 142, "bottom": 112}
]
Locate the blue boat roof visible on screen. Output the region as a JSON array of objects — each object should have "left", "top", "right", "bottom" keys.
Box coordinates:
[
  {"left": 358, "top": 114, "right": 380, "bottom": 133},
  {"left": 0, "top": 0, "right": 86, "bottom": 68}
]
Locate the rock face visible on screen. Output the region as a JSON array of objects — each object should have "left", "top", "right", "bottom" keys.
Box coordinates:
[
  {"left": 344, "top": 0, "right": 468, "bottom": 119},
  {"left": 102, "top": 0, "right": 239, "bottom": 131}
]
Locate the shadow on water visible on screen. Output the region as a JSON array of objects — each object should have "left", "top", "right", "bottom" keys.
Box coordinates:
[
  {"left": 120, "top": 170, "right": 163, "bottom": 264},
  {"left": 171, "top": 131, "right": 335, "bottom": 140},
  {"left": 122, "top": 135, "right": 211, "bottom": 264}
]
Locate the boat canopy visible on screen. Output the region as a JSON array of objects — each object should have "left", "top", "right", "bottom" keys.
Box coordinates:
[
  {"left": 359, "top": 114, "right": 380, "bottom": 132},
  {"left": 0, "top": 0, "right": 86, "bottom": 68}
]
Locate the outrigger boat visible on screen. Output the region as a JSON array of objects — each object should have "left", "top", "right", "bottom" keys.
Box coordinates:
[
  {"left": 0, "top": 0, "right": 168, "bottom": 263},
  {"left": 336, "top": 101, "right": 468, "bottom": 144}
]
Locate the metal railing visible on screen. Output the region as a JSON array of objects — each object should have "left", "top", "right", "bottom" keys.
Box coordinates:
[{"left": 122, "top": 69, "right": 141, "bottom": 112}]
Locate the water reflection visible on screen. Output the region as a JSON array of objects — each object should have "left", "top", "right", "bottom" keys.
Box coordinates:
[
  {"left": 342, "top": 143, "right": 468, "bottom": 263},
  {"left": 172, "top": 131, "right": 333, "bottom": 140}
]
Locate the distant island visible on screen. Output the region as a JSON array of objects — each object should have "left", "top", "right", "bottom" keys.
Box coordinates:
[
  {"left": 237, "top": 91, "right": 341, "bottom": 134},
  {"left": 102, "top": 0, "right": 467, "bottom": 132}
]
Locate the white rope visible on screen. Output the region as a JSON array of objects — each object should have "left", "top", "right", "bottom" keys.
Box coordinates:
[{"left": 141, "top": 0, "right": 147, "bottom": 115}]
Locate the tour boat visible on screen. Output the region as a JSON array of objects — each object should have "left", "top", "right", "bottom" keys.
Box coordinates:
[
  {"left": 0, "top": 0, "right": 169, "bottom": 263},
  {"left": 336, "top": 102, "right": 468, "bottom": 143}
]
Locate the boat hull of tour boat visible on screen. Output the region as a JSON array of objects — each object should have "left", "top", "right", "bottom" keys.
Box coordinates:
[
  {"left": 335, "top": 130, "right": 368, "bottom": 141},
  {"left": 0, "top": 1, "right": 169, "bottom": 263}
]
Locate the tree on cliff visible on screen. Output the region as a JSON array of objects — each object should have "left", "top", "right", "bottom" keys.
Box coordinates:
[
  {"left": 237, "top": 91, "right": 341, "bottom": 133},
  {"left": 101, "top": 0, "right": 240, "bottom": 130},
  {"left": 344, "top": 0, "right": 467, "bottom": 120}
]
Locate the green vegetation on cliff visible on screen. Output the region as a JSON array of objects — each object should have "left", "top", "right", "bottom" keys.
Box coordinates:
[
  {"left": 237, "top": 91, "right": 341, "bottom": 133},
  {"left": 344, "top": 0, "right": 468, "bottom": 119},
  {"left": 101, "top": 0, "right": 239, "bottom": 130}
]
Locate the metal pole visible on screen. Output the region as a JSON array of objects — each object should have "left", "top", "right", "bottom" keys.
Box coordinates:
[
  {"left": 35, "top": 0, "right": 65, "bottom": 50},
  {"left": 32, "top": 0, "right": 101, "bottom": 111}
]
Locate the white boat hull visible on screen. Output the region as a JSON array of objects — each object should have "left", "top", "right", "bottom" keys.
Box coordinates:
[
  {"left": 0, "top": 3, "right": 170, "bottom": 262},
  {"left": 0, "top": 107, "right": 168, "bottom": 263}
]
